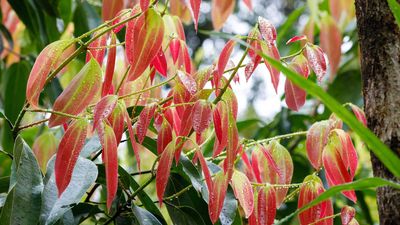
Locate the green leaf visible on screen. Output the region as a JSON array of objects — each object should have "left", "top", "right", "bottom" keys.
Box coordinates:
[
  {"left": 132, "top": 205, "right": 163, "bottom": 225},
  {"left": 275, "top": 177, "right": 400, "bottom": 225},
  {"left": 40, "top": 155, "right": 98, "bottom": 225},
  {"left": 0, "top": 136, "right": 43, "bottom": 225},
  {"left": 388, "top": 0, "right": 400, "bottom": 27},
  {"left": 4, "top": 62, "right": 30, "bottom": 123},
  {"left": 0, "top": 176, "right": 10, "bottom": 193}
]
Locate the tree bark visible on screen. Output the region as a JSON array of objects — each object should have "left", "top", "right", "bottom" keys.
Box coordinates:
[{"left": 355, "top": 0, "right": 400, "bottom": 224}]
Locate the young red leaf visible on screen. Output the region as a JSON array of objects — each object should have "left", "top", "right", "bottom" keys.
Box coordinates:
[
  {"left": 216, "top": 39, "right": 236, "bottom": 87},
  {"left": 231, "top": 170, "right": 254, "bottom": 218},
  {"left": 33, "top": 132, "right": 58, "bottom": 173},
  {"left": 188, "top": 0, "right": 202, "bottom": 31},
  {"left": 136, "top": 103, "right": 157, "bottom": 144},
  {"left": 156, "top": 141, "right": 176, "bottom": 205},
  {"left": 169, "top": 39, "right": 181, "bottom": 63},
  {"left": 257, "top": 185, "right": 276, "bottom": 225},
  {"left": 112, "top": 9, "right": 132, "bottom": 33},
  {"left": 49, "top": 58, "right": 102, "bottom": 127},
  {"left": 246, "top": 28, "right": 263, "bottom": 81},
  {"left": 157, "top": 118, "right": 173, "bottom": 154},
  {"left": 298, "top": 175, "right": 333, "bottom": 225},
  {"left": 258, "top": 17, "right": 277, "bottom": 42},
  {"left": 125, "top": 111, "right": 141, "bottom": 171},
  {"left": 86, "top": 31, "right": 108, "bottom": 66},
  {"left": 102, "top": 0, "right": 124, "bottom": 21},
  {"left": 125, "top": 8, "right": 165, "bottom": 81},
  {"left": 286, "top": 35, "right": 308, "bottom": 45},
  {"left": 192, "top": 100, "right": 212, "bottom": 134},
  {"left": 151, "top": 49, "right": 168, "bottom": 77},
  {"left": 208, "top": 171, "right": 229, "bottom": 224},
  {"left": 108, "top": 100, "right": 126, "bottom": 143},
  {"left": 196, "top": 149, "right": 212, "bottom": 191},
  {"left": 93, "top": 95, "right": 118, "bottom": 131},
  {"left": 304, "top": 44, "right": 327, "bottom": 82},
  {"left": 322, "top": 129, "right": 358, "bottom": 202},
  {"left": 97, "top": 121, "right": 119, "bottom": 209},
  {"left": 320, "top": 14, "right": 342, "bottom": 77},
  {"left": 177, "top": 70, "right": 198, "bottom": 95},
  {"left": 285, "top": 54, "right": 310, "bottom": 111},
  {"left": 341, "top": 206, "right": 356, "bottom": 225},
  {"left": 55, "top": 118, "right": 88, "bottom": 196},
  {"left": 349, "top": 104, "right": 367, "bottom": 126},
  {"left": 140, "top": 0, "right": 150, "bottom": 11},
  {"left": 225, "top": 110, "right": 239, "bottom": 179},
  {"left": 306, "top": 120, "right": 336, "bottom": 169},
  {"left": 26, "top": 39, "right": 74, "bottom": 108},
  {"left": 102, "top": 32, "right": 117, "bottom": 97},
  {"left": 261, "top": 41, "right": 281, "bottom": 93},
  {"left": 194, "top": 67, "right": 213, "bottom": 90},
  {"left": 243, "top": 0, "right": 252, "bottom": 10},
  {"left": 211, "top": 0, "right": 235, "bottom": 31}
]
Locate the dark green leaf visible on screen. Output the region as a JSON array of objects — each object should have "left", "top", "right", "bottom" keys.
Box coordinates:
[
  {"left": 132, "top": 205, "right": 163, "bottom": 225},
  {"left": 0, "top": 136, "right": 43, "bottom": 225},
  {"left": 0, "top": 176, "right": 10, "bottom": 193},
  {"left": 388, "top": 0, "right": 400, "bottom": 27}
]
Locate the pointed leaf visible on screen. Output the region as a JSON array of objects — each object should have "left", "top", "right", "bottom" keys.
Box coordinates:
[
  {"left": 258, "top": 17, "right": 277, "bottom": 42},
  {"left": 136, "top": 103, "right": 157, "bottom": 144},
  {"left": 151, "top": 49, "right": 168, "bottom": 77},
  {"left": 26, "top": 39, "right": 74, "bottom": 108},
  {"left": 196, "top": 149, "right": 212, "bottom": 191},
  {"left": 86, "top": 31, "right": 108, "bottom": 66},
  {"left": 304, "top": 44, "right": 327, "bottom": 82},
  {"left": 211, "top": 0, "right": 235, "bottom": 31},
  {"left": 231, "top": 170, "right": 254, "bottom": 218},
  {"left": 108, "top": 100, "right": 126, "bottom": 143},
  {"left": 93, "top": 95, "right": 118, "bottom": 131},
  {"left": 49, "top": 58, "right": 102, "bottom": 127},
  {"left": 126, "top": 8, "right": 165, "bottom": 81},
  {"left": 208, "top": 171, "right": 229, "bottom": 224},
  {"left": 32, "top": 132, "right": 58, "bottom": 173},
  {"left": 55, "top": 118, "right": 89, "bottom": 196},
  {"left": 169, "top": 39, "right": 181, "bottom": 63},
  {"left": 156, "top": 142, "right": 176, "bottom": 204},
  {"left": 188, "top": 0, "right": 202, "bottom": 31},
  {"left": 349, "top": 104, "right": 367, "bottom": 127},
  {"left": 126, "top": 111, "right": 141, "bottom": 170},
  {"left": 102, "top": 32, "right": 117, "bottom": 97},
  {"left": 257, "top": 185, "right": 276, "bottom": 225},
  {"left": 285, "top": 54, "right": 310, "bottom": 111},
  {"left": 217, "top": 39, "right": 236, "bottom": 87},
  {"left": 341, "top": 206, "right": 356, "bottom": 225},
  {"left": 260, "top": 41, "right": 280, "bottom": 93},
  {"left": 177, "top": 70, "right": 198, "bottom": 95},
  {"left": 192, "top": 100, "right": 212, "bottom": 134},
  {"left": 157, "top": 118, "right": 173, "bottom": 154},
  {"left": 286, "top": 35, "right": 307, "bottom": 45},
  {"left": 98, "top": 121, "right": 119, "bottom": 209}
]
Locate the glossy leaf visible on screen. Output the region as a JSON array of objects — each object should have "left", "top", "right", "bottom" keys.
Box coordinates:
[
  {"left": 231, "top": 170, "right": 254, "bottom": 218},
  {"left": 258, "top": 17, "right": 277, "bottom": 42},
  {"left": 108, "top": 100, "right": 126, "bottom": 143},
  {"left": 151, "top": 49, "right": 168, "bottom": 77},
  {"left": 196, "top": 149, "right": 212, "bottom": 191},
  {"left": 169, "top": 38, "right": 181, "bottom": 63},
  {"left": 156, "top": 142, "right": 176, "bottom": 204},
  {"left": 284, "top": 54, "right": 310, "bottom": 111},
  {"left": 304, "top": 44, "right": 327, "bottom": 82},
  {"left": 55, "top": 118, "right": 88, "bottom": 196},
  {"left": 188, "top": 0, "right": 202, "bottom": 31},
  {"left": 322, "top": 129, "right": 358, "bottom": 202},
  {"left": 157, "top": 118, "right": 174, "bottom": 154},
  {"left": 217, "top": 39, "right": 236, "bottom": 88},
  {"left": 211, "top": 0, "right": 235, "bottom": 31},
  {"left": 86, "top": 31, "right": 108, "bottom": 66},
  {"left": 341, "top": 206, "right": 356, "bottom": 225},
  {"left": 132, "top": 206, "right": 163, "bottom": 225},
  {"left": 177, "top": 70, "right": 198, "bottom": 95},
  {"left": 257, "top": 185, "right": 276, "bottom": 225},
  {"left": 32, "top": 132, "right": 58, "bottom": 173},
  {"left": 102, "top": 0, "right": 124, "bottom": 21},
  {"left": 208, "top": 171, "right": 229, "bottom": 224},
  {"left": 320, "top": 14, "right": 342, "bottom": 76},
  {"left": 136, "top": 103, "right": 157, "bottom": 144},
  {"left": 93, "top": 95, "right": 118, "bottom": 131},
  {"left": 98, "top": 121, "right": 119, "bottom": 209},
  {"left": 261, "top": 41, "right": 280, "bottom": 93},
  {"left": 49, "top": 58, "right": 102, "bottom": 127},
  {"left": 192, "top": 100, "right": 213, "bottom": 134},
  {"left": 306, "top": 119, "right": 336, "bottom": 169},
  {"left": 140, "top": 0, "right": 151, "bottom": 11},
  {"left": 286, "top": 35, "right": 307, "bottom": 45},
  {"left": 126, "top": 8, "right": 165, "bottom": 81},
  {"left": 26, "top": 39, "right": 74, "bottom": 108},
  {"left": 102, "top": 32, "right": 117, "bottom": 97},
  {"left": 298, "top": 175, "right": 333, "bottom": 225},
  {"left": 349, "top": 104, "right": 367, "bottom": 127}
]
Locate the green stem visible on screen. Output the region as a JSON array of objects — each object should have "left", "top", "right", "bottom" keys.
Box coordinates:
[
  {"left": 16, "top": 118, "right": 49, "bottom": 132},
  {"left": 245, "top": 131, "right": 308, "bottom": 147},
  {"left": 308, "top": 213, "right": 341, "bottom": 225},
  {"left": 28, "top": 109, "right": 83, "bottom": 120}
]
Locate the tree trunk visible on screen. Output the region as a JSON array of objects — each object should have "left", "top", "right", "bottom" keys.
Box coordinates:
[{"left": 355, "top": 0, "right": 400, "bottom": 224}]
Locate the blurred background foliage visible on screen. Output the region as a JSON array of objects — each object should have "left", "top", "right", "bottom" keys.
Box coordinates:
[{"left": 0, "top": 0, "right": 376, "bottom": 224}]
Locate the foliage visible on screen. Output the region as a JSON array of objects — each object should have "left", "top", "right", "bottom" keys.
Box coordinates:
[{"left": 1, "top": 0, "right": 400, "bottom": 225}]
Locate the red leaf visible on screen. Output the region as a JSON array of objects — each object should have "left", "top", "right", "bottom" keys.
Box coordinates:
[
  {"left": 102, "top": 0, "right": 124, "bottom": 21},
  {"left": 225, "top": 109, "right": 239, "bottom": 179},
  {"left": 298, "top": 175, "right": 333, "bottom": 225},
  {"left": 261, "top": 41, "right": 281, "bottom": 93},
  {"left": 125, "top": 111, "right": 141, "bottom": 170},
  {"left": 49, "top": 58, "right": 102, "bottom": 127},
  {"left": 243, "top": 0, "right": 252, "bottom": 10},
  {"left": 341, "top": 206, "right": 356, "bottom": 225},
  {"left": 33, "top": 132, "right": 58, "bottom": 173},
  {"left": 245, "top": 28, "right": 262, "bottom": 81},
  {"left": 140, "top": 0, "right": 150, "bottom": 11},
  {"left": 188, "top": 0, "right": 202, "bottom": 31},
  {"left": 108, "top": 100, "right": 126, "bottom": 143},
  {"left": 55, "top": 118, "right": 88, "bottom": 196},
  {"left": 136, "top": 103, "right": 157, "bottom": 144},
  {"left": 257, "top": 185, "right": 277, "bottom": 225},
  {"left": 196, "top": 149, "right": 212, "bottom": 191},
  {"left": 97, "top": 121, "right": 119, "bottom": 209},
  {"left": 86, "top": 31, "right": 108, "bottom": 66},
  {"left": 192, "top": 100, "right": 212, "bottom": 134},
  {"left": 102, "top": 32, "right": 117, "bottom": 97},
  {"left": 211, "top": 0, "right": 235, "bottom": 31},
  {"left": 349, "top": 104, "right": 367, "bottom": 127},
  {"left": 151, "top": 49, "right": 168, "bottom": 77},
  {"left": 170, "top": 0, "right": 192, "bottom": 24},
  {"left": 258, "top": 17, "right": 277, "bottom": 42},
  {"left": 306, "top": 120, "right": 336, "bottom": 169},
  {"left": 169, "top": 39, "right": 181, "bottom": 63},
  {"left": 208, "top": 172, "right": 229, "bottom": 224},
  {"left": 231, "top": 170, "right": 254, "bottom": 218},
  {"left": 125, "top": 8, "right": 164, "bottom": 81},
  {"left": 216, "top": 39, "right": 236, "bottom": 87},
  {"left": 177, "top": 70, "right": 198, "bottom": 95},
  {"left": 320, "top": 14, "right": 342, "bottom": 77},
  {"left": 93, "top": 95, "right": 118, "bottom": 131},
  {"left": 322, "top": 129, "right": 358, "bottom": 202},
  {"left": 26, "top": 39, "right": 74, "bottom": 108},
  {"left": 156, "top": 142, "right": 176, "bottom": 204},
  {"left": 112, "top": 9, "right": 131, "bottom": 33},
  {"left": 212, "top": 101, "right": 229, "bottom": 157},
  {"left": 304, "top": 44, "right": 327, "bottom": 82},
  {"left": 285, "top": 55, "right": 310, "bottom": 111},
  {"left": 286, "top": 35, "right": 308, "bottom": 45},
  {"left": 157, "top": 118, "right": 173, "bottom": 154}
]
